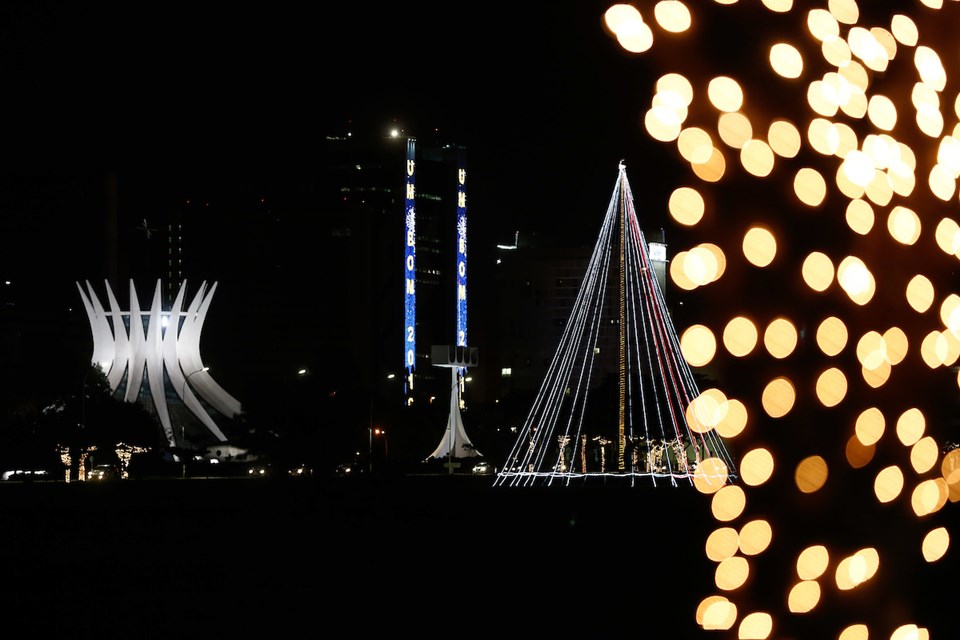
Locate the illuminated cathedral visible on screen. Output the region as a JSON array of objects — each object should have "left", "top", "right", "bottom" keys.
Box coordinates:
[{"left": 76, "top": 278, "right": 242, "bottom": 448}]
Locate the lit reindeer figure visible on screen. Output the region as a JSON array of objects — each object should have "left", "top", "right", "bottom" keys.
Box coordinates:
[
  {"left": 592, "top": 435, "right": 613, "bottom": 473},
  {"left": 580, "top": 434, "right": 589, "bottom": 473},
  {"left": 647, "top": 439, "right": 665, "bottom": 474},
  {"left": 628, "top": 435, "right": 645, "bottom": 472},
  {"left": 556, "top": 435, "right": 571, "bottom": 472},
  {"left": 671, "top": 438, "right": 689, "bottom": 474}
]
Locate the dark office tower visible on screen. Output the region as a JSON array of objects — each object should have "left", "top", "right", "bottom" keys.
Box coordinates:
[
  {"left": 493, "top": 231, "right": 670, "bottom": 404},
  {"left": 165, "top": 212, "right": 184, "bottom": 308},
  {"left": 105, "top": 170, "right": 119, "bottom": 293},
  {"left": 323, "top": 123, "right": 468, "bottom": 455}
]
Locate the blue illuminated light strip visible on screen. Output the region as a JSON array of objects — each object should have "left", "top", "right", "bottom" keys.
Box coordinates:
[
  {"left": 456, "top": 148, "right": 467, "bottom": 349},
  {"left": 404, "top": 138, "right": 417, "bottom": 393}
]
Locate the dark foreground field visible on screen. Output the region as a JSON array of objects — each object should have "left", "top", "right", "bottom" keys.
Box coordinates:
[
  {"left": 1, "top": 474, "right": 957, "bottom": 639},
  {"left": 0, "top": 474, "right": 716, "bottom": 638}
]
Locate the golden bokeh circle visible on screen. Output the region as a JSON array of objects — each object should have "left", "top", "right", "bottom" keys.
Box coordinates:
[{"left": 795, "top": 456, "right": 828, "bottom": 493}]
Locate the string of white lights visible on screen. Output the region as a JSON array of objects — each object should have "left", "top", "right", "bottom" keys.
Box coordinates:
[{"left": 496, "top": 165, "right": 737, "bottom": 486}]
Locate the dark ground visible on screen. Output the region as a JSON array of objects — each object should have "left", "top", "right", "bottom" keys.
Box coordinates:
[
  {"left": 2, "top": 474, "right": 958, "bottom": 639},
  {"left": 0, "top": 474, "right": 715, "bottom": 638}
]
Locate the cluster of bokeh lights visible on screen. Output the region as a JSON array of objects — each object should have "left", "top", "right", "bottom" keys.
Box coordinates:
[{"left": 605, "top": 1, "right": 960, "bottom": 638}]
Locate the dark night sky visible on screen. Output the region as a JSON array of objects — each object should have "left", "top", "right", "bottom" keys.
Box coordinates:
[
  {"left": 0, "top": 2, "right": 676, "bottom": 317},
  {"left": 0, "top": 1, "right": 655, "bottom": 224}
]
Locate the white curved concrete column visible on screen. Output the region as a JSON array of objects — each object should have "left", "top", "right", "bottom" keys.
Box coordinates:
[
  {"left": 76, "top": 281, "right": 114, "bottom": 373},
  {"left": 104, "top": 281, "right": 130, "bottom": 391},
  {"left": 124, "top": 280, "right": 146, "bottom": 404}
]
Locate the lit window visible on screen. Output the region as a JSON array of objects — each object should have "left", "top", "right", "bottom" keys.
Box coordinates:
[{"left": 501, "top": 368, "right": 512, "bottom": 377}]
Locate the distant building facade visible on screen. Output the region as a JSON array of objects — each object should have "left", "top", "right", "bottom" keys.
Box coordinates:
[{"left": 491, "top": 232, "right": 670, "bottom": 408}]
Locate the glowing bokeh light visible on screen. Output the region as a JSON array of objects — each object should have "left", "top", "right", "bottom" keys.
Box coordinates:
[
  {"left": 687, "top": 387, "right": 730, "bottom": 433},
  {"left": 718, "top": 111, "right": 753, "bottom": 149},
  {"left": 738, "top": 519, "right": 772, "bottom": 556},
  {"left": 739, "top": 448, "right": 774, "bottom": 486},
  {"left": 838, "top": 624, "right": 869, "bottom": 640},
  {"left": 768, "top": 119, "right": 801, "bottom": 157},
  {"left": 837, "top": 256, "right": 876, "bottom": 305},
  {"left": 678, "top": 126, "right": 715, "bottom": 164},
  {"left": 608, "top": 6, "right": 654, "bottom": 53},
  {"left": 681, "top": 324, "right": 717, "bottom": 367},
  {"left": 941, "top": 448, "right": 960, "bottom": 484},
  {"left": 653, "top": 0, "right": 692, "bottom": 33},
  {"left": 816, "top": 316, "right": 847, "bottom": 356},
  {"left": 708, "top": 76, "right": 744, "bottom": 112},
  {"left": 906, "top": 274, "right": 935, "bottom": 313},
  {"left": 723, "top": 316, "right": 758, "bottom": 357},
  {"left": 846, "top": 434, "right": 875, "bottom": 468},
  {"left": 737, "top": 612, "right": 773, "bottom": 640},
  {"left": 896, "top": 407, "right": 925, "bottom": 446},
  {"left": 743, "top": 226, "right": 777, "bottom": 267},
  {"left": 796, "top": 544, "right": 829, "bottom": 580},
  {"left": 795, "top": 455, "right": 828, "bottom": 493},
  {"left": 855, "top": 406, "right": 885, "bottom": 446},
  {"left": 712, "top": 484, "right": 747, "bottom": 521},
  {"left": 715, "top": 398, "right": 748, "bottom": 438},
  {"left": 787, "top": 580, "right": 821, "bottom": 613},
  {"left": 802, "top": 252, "right": 835, "bottom": 292},
  {"left": 740, "top": 139, "right": 775, "bottom": 177},
  {"left": 762, "top": 376, "right": 795, "bottom": 418},
  {"left": 921, "top": 527, "right": 949, "bottom": 562},
  {"left": 844, "top": 198, "right": 874, "bottom": 234},
  {"left": 835, "top": 548, "right": 879, "bottom": 590},
  {"left": 911, "top": 478, "right": 948, "bottom": 516},
  {"left": 764, "top": 318, "right": 797, "bottom": 359},
  {"left": 669, "top": 186, "right": 705, "bottom": 225},
  {"left": 694, "top": 457, "right": 731, "bottom": 494},
  {"left": 715, "top": 555, "right": 750, "bottom": 591},
  {"left": 887, "top": 205, "right": 921, "bottom": 245},
  {"left": 883, "top": 327, "right": 909, "bottom": 365},
  {"left": 815, "top": 367, "right": 847, "bottom": 407},
  {"left": 698, "top": 596, "right": 737, "bottom": 630},
  {"left": 770, "top": 42, "right": 803, "bottom": 79},
  {"left": 910, "top": 436, "right": 938, "bottom": 474},
  {"left": 645, "top": 105, "right": 682, "bottom": 141},
  {"left": 706, "top": 527, "right": 741, "bottom": 562},
  {"left": 874, "top": 465, "right": 904, "bottom": 503},
  {"left": 794, "top": 167, "right": 827, "bottom": 207},
  {"left": 891, "top": 625, "right": 929, "bottom": 640}
]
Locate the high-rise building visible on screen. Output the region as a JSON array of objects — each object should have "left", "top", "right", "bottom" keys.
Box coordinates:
[
  {"left": 322, "top": 123, "right": 472, "bottom": 458},
  {"left": 492, "top": 230, "right": 670, "bottom": 413}
]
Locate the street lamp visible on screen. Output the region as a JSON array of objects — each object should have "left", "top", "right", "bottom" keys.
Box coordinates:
[
  {"left": 369, "top": 373, "right": 397, "bottom": 474},
  {"left": 181, "top": 366, "right": 209, "bottom": 478},
  {"left": 376, "top": 428, "right": 387, "bottom": 459},
  {"left": 368, "top": 427, "right": 387, "bottom": 473}
]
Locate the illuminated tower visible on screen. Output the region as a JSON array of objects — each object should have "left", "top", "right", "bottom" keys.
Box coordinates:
[
  {"left": 392, "top": 135, "right": 470, "bottom": 405},
  {"left": 403, "top": 138, "right": 417, "bottom": 394},
  {"left": 455, "top": 147, "right": 468, "bottom": 353}
]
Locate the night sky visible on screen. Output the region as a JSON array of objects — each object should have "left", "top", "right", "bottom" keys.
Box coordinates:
[
  {"left": 0, "top": 1, "right": 651, "bottom": 226},
  {"left": 0, "top": 1, "right": 668, "bottom": 321}
]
